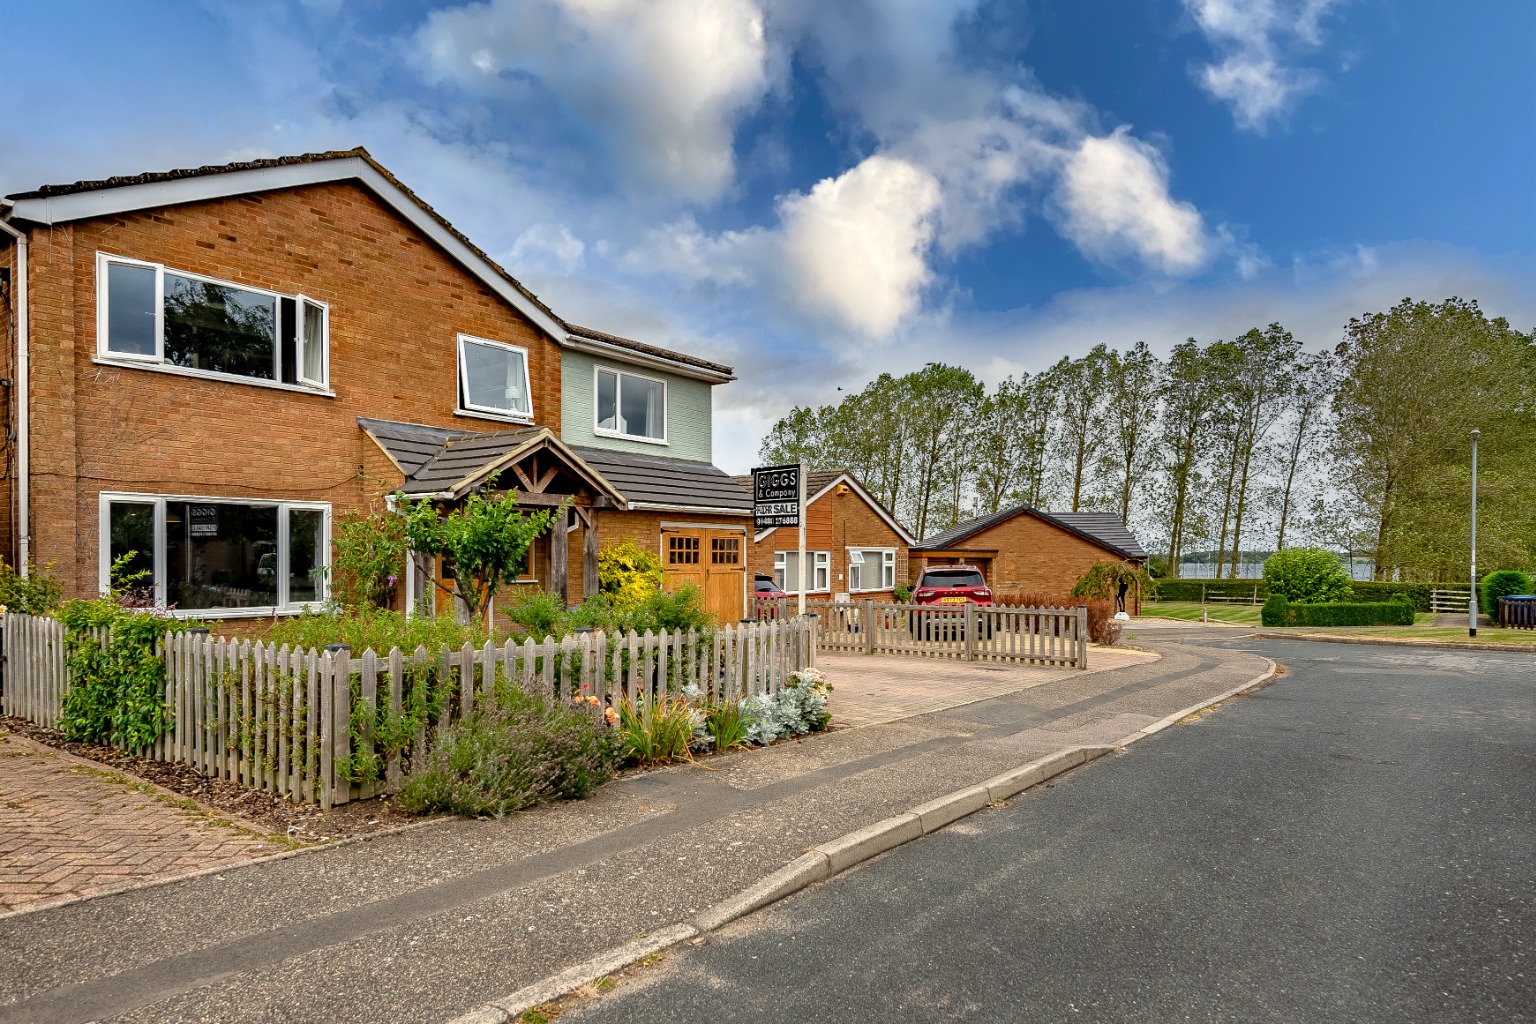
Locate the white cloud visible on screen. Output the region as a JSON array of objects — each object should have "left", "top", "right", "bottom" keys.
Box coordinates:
[
  {"left": 777, "top": 155, "right": 944, "bottom": 337},
  {"left": 508, "top": 223, "right": 586, "bottom": 272},
  {"left": 1052, "top": 128, "right": 1210, "bottom": 275},
  {"left": 417, "top": 0, "right": 772, "bottom": 200},
  {"left": 1183, "top": 0, "right": 1341, "bottom": 131}
]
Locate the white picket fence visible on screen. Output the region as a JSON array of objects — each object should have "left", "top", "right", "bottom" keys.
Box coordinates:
[
  {"left": 0, "top": 614, "right": 816, "bottom": 808},
  {"left": 757, "top": 598, "right": 1087, "bottom": 668}
]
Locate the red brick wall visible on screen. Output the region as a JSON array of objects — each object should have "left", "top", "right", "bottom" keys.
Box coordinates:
[
  {"left": 910, "top": 512, "right": 1139, "bottom": 611},
  {"left": 20, "top": 181, "right": 564, "bottom": 600},
  {"left": 745, "top": 484, "right": 909, "bottom": 599},
  {"left": 0, "top": 239, "right": 17, "bottom": 566}
]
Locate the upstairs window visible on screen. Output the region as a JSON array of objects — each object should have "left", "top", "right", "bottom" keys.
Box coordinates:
[
  {"left": 97, "top": 253, "right": 327, "bottom": 388},
  {"left": 596, "top": 366, "right": 666, "bottom": 442},
  {"left": 458, "top": 335, "right": 532, "bottom": 420}
]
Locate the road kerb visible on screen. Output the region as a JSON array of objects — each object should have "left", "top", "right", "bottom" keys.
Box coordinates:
[
  {"left": 691, "top": 852, "right": 831, "bottom": 932},
  {"left": 1114, "top": 659, "right": 1278, "bottom": 746},
  {"left": 910, "top": 784, "right": 993, "bottom": 833},
  {"left": 467, "top": 923, "right": 699, "bottom": 1023},
  {"left": 443, "top": 743, "right": 1123, "bottom": 1024}
]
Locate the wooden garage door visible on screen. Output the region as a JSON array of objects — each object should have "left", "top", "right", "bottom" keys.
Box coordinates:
[{"left": 663, "top": 528, "right": 745, "bottom": 623}]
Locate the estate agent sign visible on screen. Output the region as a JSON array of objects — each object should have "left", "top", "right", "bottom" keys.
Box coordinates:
[{"left": 752, "top": 464, "right": 802, "bottom": 530}]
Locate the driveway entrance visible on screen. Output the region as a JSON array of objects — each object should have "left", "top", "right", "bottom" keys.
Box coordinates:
[{"left": 823, "top": 647, "right": 1158, "bottom": 728}]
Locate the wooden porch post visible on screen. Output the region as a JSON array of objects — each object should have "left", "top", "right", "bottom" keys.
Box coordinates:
[
  {"left": 583, "top": 512, "right": 600, "bottom": 599},
  {"left": 551, "top": 509, "right": 570, "bottom": 607}
]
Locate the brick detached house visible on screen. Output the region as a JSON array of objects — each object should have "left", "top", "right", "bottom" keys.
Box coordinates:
[
  {"left": 910, "top": 506, "right": 1148, "bottom": 612},
  {"left": 734, "top": 470, "right": 914, "bottom": 601},
  {"left": 0, "top": 148, "right": 749, "bottom": 622}
]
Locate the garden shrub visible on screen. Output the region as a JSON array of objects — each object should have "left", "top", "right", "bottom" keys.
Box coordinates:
[
  {"left": 55, "top": 597, "right": 185, "bottom": 752},
  {"left": 1262, "top": 547, "right": 1353, "bottom": 603},
  {"left": 1155, "top": 578, "right": 1442, "bottom": 612},
  {"left": 0, "top": 559, "right": 63, "bottom": 615},
  {"left": 329, "top": 506, "right": 405, "bottom": 611},
  {"left": 506, "top": 589, "right": 568, "bottom": 637},
  {"left": 614, "top": 696, "right": 696, "bottom": 763},
  {"left": 398, "top": 685, "right": 616, "bottom": 817},
  {"left": 1261, "top": 595, "right": 1414, "bottom": 628},
  {"left": 1479, "top": 569, "right": 1533, "bottom": 616},
  {"left": 598, "top": 539, "right": 665, "bottom": 607},
  {"left": 1084, "top": 600, "right": 1121, "bottom": 646},
  {"left": 265, "top": 608, "right": 489, "bottom": 653}
]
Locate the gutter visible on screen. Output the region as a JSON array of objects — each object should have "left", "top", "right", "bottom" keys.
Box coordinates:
[{"left": 0, "top": 214, "right": 28, "bottom": 574}]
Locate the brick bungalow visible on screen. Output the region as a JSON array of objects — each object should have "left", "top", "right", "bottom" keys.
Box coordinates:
[
  {"left": 910, "top": 506, "right": 1148, "bottom": 612},
  {"left": 735, "top": 470, "right": 914, "bottom": 601},
  {"left": 0, "top": 148, "right": 750, "bottom": 622}
]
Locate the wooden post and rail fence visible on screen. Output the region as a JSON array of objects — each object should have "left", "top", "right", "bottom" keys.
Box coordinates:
[{"left": 0, "top": 613, "right": 816, "bottom": 810}]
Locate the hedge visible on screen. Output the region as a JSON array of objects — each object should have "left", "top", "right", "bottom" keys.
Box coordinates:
[
  {"left": 1261, "top": 595, "right": 1416, "bottom": 628},
  {"left": 1154, "top": 579, "right": 1451, "bottom": 612}
]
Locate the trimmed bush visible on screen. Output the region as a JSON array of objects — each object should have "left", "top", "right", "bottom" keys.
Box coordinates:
[
  {"left": 1479, "top": 570, "right": 1533, "bottom": 617},
  {"left": 1261, "top": 595, "right": 1414, "bottom": 628},
  {"left": 1157, "top": 578, "right": 1444, "bottom": 612},
  {"left": 399, "top": 686, "right": 617, "bottom": 817},
  {"left": 1263, "top": 548, "right": 1353, "bottom": 603}
]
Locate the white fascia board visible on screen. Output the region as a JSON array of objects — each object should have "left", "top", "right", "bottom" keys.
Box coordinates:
[
  {"left": 627, "top": 502, "right": 752, "bottom": 516},
  {"left": 564, "top": 333, "right": 733, "bottom": 384},
  {"left": 8, "top": 156, "right": 570, "bottom": 344}
]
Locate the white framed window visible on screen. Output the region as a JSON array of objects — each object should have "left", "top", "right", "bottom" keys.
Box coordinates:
[
  {"left": 773, "top": 550, "right": 830, "bottom": 594},
  {"left": 848, "top": 547, "right": 897, "bottom": 592},
  {"left": 458, "top": 334, "right": 532, "bottom": 421},
  {"left": 595, "top": 364, "right": 667, "bottom": 443},
  {"left": 96, "top": 252, "right": 329, "bottom": 389},
  {"left": 99, "top": 493, "right": 330, "bottom": 617}
]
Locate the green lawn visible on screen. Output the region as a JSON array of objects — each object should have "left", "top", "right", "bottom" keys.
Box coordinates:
[{"left": 1139, "top": 601, "right": 1265, "bottom": 625}]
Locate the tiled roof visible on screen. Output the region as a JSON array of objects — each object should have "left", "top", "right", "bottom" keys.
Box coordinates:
[
  {"left": 1045, "top": 512, "right": 1149, "bottom": 560},
  {"left": 359, "top": 417, "right": 472, "bottom": 477},
  {"left": 400, "top": 427, "right": 549, "bottom": 496},
  {"left": 7, "top": 149, "right": 731, "bottom": 379},
  {"left": 573, "top": 446, "right": 752, "bottom": 512},
  {"left": 918, "top": 504, "right": 1148, "bottom": 562}
]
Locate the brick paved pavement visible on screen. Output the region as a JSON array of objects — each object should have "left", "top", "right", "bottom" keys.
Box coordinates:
[{"left": 0, "top": 732, "right": 287, "bottom": 915}]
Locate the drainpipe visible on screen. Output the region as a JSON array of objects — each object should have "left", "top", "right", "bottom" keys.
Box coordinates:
[{"left": 0, "top": 215, "right": 27, "bottom": 576}]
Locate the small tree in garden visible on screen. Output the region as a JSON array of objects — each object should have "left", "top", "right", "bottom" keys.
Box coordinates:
[
  {"left": 397, "top": 490, "right": 562, "bottom": 626},
  {"left": 597, "top": 539, "right": 665, "bottom": 607},
  {"left": 1262, "top": 546, "right": 1352, "bottom": 603},
  {"left": 1071, "top": 560, "right": 1157, "bottom": 612},
  {"left": 330, "top": 505, "right": 406, "bottom": 611}
]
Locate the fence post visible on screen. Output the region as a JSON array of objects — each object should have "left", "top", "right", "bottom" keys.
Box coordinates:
[
  {"left": 1075, "top": 605, "right": 1088, "bottom": 669},
  {"left": 964, "top": 603, "right": 977, "bottom": 662},
  {"left": 862, "top": 599, "right": 875, "bottom": 655}
]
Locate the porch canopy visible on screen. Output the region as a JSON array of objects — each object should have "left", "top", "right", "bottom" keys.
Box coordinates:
[{"left": 362, "top": 418, "right": 626, "bottom": 607}]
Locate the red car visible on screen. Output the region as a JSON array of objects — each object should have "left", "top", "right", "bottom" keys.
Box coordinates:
[
  {"left": 910, "top": 564, "right": 994, "bottom": 639},
  {"left": 753, "top": 573, "right": 787, "bottom": 618}
]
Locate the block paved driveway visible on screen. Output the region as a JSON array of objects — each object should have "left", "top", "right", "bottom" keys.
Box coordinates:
[
  {"left": 0, "top": 732, "right": 286, "bottom": 915},
  {"left": 823, "top": 645, "right": 1160, "bottom": 727}
]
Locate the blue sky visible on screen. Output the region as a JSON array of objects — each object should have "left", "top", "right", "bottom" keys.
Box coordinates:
[{"left": 4, "top": 0, "right": 1533, "bottom": 471}]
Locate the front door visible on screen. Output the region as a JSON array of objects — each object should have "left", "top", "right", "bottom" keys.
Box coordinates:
[{"left": 662, "top": 528, "right": 745, "bottom": 623}]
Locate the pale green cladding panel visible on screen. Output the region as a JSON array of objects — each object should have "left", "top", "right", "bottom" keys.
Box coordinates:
[{"left": 560, "top": 350, "right": 714, "bottom": 462}]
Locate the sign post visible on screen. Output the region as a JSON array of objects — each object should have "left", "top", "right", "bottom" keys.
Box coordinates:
[{"left": 752, "top": 463, "right": 806, "bottom": 616}]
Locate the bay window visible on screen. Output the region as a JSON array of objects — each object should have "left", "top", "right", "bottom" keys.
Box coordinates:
[
  {"left": 848, "top": 548, "right": 896, "bottom": 592},
  {"left": 97, "top": 253, "right": 328, "bottom": 388},
  {"left": 595, "top": 365, "right": 666, "bottom": 442},
  {"left": 774, "top": 550, "right": 830, "bottom": 594},
  {"left": 458, "top": 334, "right": 532, "bottom": 420},
  {"left": 100, "top": 494, "right": 330, "bottom": 615}
]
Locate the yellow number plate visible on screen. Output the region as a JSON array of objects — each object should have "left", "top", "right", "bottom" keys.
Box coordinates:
[{"left": 939, "top": 596, "right": 968, "bottom": 604}]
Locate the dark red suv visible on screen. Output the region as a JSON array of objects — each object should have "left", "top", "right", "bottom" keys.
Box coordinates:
[{"left": 910, "top": 565, "right": 994, "bottom": 639}]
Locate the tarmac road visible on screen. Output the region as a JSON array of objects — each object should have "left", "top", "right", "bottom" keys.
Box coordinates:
[{"left": 562, "top": 635, "right": 1535, "bottom": 1024}]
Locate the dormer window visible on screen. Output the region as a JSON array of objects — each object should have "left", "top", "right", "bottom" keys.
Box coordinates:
[
  {"left": 595, "top": 365, "right": 666, "bottom": 443},
  {"left": 97, "top": 253, "right": 328, "bottom": 389},
  {"left": 458, "top": 334, "right": 532, "bottom": 421}
]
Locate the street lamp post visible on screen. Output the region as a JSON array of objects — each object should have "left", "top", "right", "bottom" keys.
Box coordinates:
[{"left": 1469, "top": 428, "right": 1480, "bottom": 638}]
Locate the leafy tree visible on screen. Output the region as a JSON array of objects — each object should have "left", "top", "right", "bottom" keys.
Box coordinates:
[
  {"left": 1273, "top": 350, "right": 1337, "bottom": 551},
  {"left": 1071, "top": 559, "right": 1157, "bottom": 612},
  {"left": 1332, "top": 297, "right": 1536, "bottom": 580},
  {"left": 1262, "top": 546, "right": 1352, "bottom": 603},
  {"left": 1101, "top": 341, "right": 1162, "bottom": 525},
  {"left": 1157, "top": 339, "right": 1217, "bottom": 577},
  {"left": 1050, "top": 348, "right": 1109, "bottom": 512},
  {"left": 397, "top": 490, "right": 561, "bottom": 625},
  {"left": 330, "top": 505, "right": 406, "bottom": 611}
]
